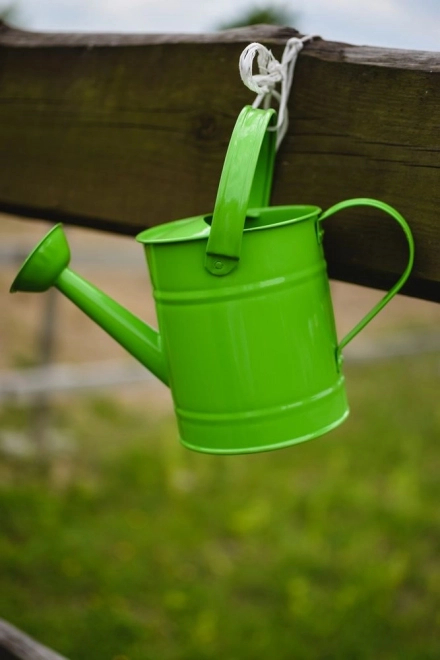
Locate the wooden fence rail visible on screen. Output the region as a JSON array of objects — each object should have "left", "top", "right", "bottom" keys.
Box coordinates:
[
  {"left": 0, "top": 617, "right": 67, "bottom": 660},
  {"left": 0, "top": 23, "right": 439, "bottom": 301}
]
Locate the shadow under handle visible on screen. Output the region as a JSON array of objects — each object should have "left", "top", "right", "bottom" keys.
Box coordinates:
[{"left": 319, "top": 197, "right": 415, "bottom": 366}]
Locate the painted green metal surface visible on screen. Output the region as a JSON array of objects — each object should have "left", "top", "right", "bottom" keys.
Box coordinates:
[{"left": 10, "top": 105, "right": 415, "bottom": 454}]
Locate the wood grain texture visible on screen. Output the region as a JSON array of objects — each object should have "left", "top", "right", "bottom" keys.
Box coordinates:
[{"left": 0, "top": 23, "right": 438, "bottom": 300}]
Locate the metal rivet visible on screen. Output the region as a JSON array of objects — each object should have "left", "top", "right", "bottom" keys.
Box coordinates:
[{"left": 214, "top": 261, "right": 223, "bottom": 270}]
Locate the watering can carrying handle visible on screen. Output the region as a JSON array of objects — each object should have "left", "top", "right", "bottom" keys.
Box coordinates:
[
  {"left": 205, "top": 105, "right": 277, "bottom": 276},
  {"left": 319, "top": 198, "right": 415, "bottom": 366}
]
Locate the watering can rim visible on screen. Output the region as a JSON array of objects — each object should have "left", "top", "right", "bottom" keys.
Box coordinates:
[{"left": 136, "top": 204, "right": 322, "bottom": 245}]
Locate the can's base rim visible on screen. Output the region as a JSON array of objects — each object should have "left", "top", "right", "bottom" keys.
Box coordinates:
[{"left": 180, "top": 409, "right": 350, "bottom": 455}]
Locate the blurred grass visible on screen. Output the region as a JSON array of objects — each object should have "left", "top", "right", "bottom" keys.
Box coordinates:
[{"left": 0, "top": 355, "right": 439, "bottom": 660}]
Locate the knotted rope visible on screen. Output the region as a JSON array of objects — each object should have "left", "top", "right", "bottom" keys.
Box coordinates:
[{"left": 239, "top": 35, "right": 317, "bottom": 149}]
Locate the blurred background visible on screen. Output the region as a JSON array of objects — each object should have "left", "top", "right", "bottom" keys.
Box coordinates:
[
  {"left": 1, "top": 0, "right": 439, "bottom": 50},
  {"left": 1, "top": 2, "right": 439, "bottom": 659}
]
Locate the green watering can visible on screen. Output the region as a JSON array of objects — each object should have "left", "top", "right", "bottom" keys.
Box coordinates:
[{"left": 10, "top": 106, "right": 415, "bottom": 454}]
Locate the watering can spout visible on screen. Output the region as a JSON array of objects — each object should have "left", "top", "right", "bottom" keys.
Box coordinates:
[{"left": 10, "top": 224, "right": 169, "bottom": 385}]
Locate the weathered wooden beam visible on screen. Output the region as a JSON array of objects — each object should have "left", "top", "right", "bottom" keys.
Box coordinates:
[
  {"left": 0, "top": 617, "right": 68, "bottom": 660},
  {"left": 0, "top": 23, "right": 438, "bottom": 301}
]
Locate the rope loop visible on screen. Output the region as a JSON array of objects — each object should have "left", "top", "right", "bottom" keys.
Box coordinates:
[{"left": 239, "top": 35, "right": 317, "bottom": 149}]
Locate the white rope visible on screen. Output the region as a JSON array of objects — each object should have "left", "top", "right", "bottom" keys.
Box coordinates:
[{"left": 239, "top": 35, "right": 317, "bottom": 149}]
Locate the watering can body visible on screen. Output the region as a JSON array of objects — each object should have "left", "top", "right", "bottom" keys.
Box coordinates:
[
  {"left": 10, "top": 106, "right": 414, "bottom": 454},
  {"left": 139, "top": 206, "right": 347, "bottom": 453}
]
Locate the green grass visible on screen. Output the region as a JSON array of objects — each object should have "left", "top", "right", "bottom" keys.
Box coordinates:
[{"left": 1, "top": 355, "right": 439, "bottom": 659}]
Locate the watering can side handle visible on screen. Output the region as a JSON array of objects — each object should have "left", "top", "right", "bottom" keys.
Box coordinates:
[{"left": 318, "top": 198, "right": 415, "bottom": 367}]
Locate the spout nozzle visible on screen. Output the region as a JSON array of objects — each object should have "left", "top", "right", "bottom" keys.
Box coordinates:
[{"left": 10, "top": 224, "right": 70, "bottom": 293}]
